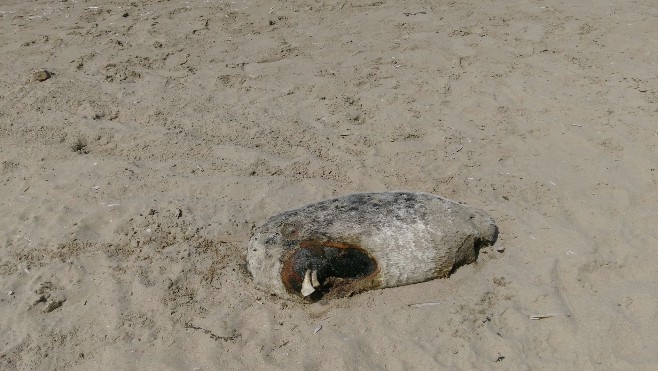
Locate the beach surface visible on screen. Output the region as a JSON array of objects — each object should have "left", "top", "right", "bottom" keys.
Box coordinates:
[{"left": 1, "top": 0, "right": 657, "bottom": 369}]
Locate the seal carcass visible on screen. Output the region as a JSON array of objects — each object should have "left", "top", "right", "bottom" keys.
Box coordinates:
[{"left": 247, "top": 192, "right": 498, "bottom": 301}]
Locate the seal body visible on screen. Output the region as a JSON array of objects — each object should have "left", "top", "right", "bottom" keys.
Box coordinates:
[{"left": 247, "top": 192, "right": 498, "bottom": 301}]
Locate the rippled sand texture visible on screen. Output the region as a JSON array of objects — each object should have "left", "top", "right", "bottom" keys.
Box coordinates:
[{"left": 1, "top": 0, "right": 657, "bottom": 369}]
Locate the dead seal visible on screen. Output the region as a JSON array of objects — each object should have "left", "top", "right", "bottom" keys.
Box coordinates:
[{"left": 247, "top": 192, "right": 498, "bottom": 301}]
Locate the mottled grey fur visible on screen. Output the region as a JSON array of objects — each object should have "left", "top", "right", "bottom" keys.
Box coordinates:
[{"left": 247, "top": 192, "right": 498, "bottom": 301}]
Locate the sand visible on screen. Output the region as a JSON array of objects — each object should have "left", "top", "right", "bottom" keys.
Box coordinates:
[{"left": 1, "top": 0, "right": 657, "bottom": 369}]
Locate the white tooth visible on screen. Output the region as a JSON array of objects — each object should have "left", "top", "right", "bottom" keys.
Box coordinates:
[
  {"left": 301, "top": 269, "right": 315, "bottom": 297},
  {"left": 311, "top": 270, "right": 320, "bottom": 288}
]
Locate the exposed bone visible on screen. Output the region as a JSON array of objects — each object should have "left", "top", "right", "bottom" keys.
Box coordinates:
[
  {"left": 301, "top": 269, "right": 315, "bottom": 297},
  {"left": 311, "top": 269, "right": 320, "bottom": 288}
]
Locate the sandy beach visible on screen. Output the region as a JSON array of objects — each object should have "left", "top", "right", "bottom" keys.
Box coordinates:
[{"left": 1, "top": 0, "right": 657, "bottom": 369}]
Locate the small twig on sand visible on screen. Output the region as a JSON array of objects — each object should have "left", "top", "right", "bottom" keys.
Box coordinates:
[
  {"left": 447, "top": 145, "right": 463, "bottom": 156},
  {"left": 528, "top": 313, "right": 570, "bottom": 320},
  {"left": 408, "top": 302, "right": 441, "bottom": 308}
]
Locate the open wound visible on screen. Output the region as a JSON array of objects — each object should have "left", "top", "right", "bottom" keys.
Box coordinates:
[{"left": 281, "top": 241, "right": 378, "bottom": 299}]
